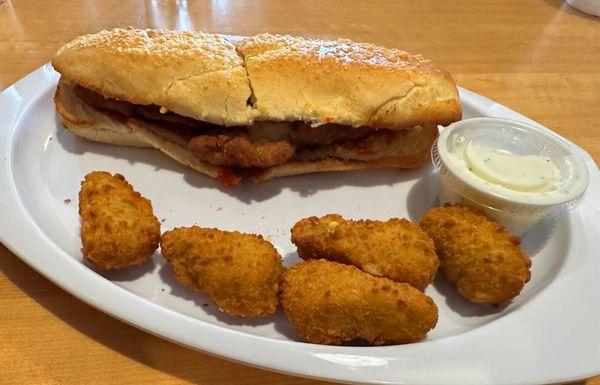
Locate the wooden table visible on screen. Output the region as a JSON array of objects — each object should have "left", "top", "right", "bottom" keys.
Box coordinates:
[{"left": 0, "top": 1, "right": 598, "bottom": 384}]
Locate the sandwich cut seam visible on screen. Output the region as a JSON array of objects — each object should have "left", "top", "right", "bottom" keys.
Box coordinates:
[
  {"left": 236, "top": 48, "right": 258, "bottom": 109},
  {"left": 365, "top": 83, "right": 419, "bottom": 126}
]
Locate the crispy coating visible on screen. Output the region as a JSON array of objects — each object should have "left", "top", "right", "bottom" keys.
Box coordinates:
[
  {"left": 188, "top": 130, "right": 295, "bottom": 168},
  {"left": 281, "top": 259, "right": 438, "bottom": 345},
  {"left": 79, "top": 171, "right": 160, "bottom": 270},
  {"left": 420, "top": 204, "right": 532, "bottom": 305},
  {"left": 290, "top": 214, "right": 439, "bottom": 290},
  {"left": 160, "top": 227, "right": 283, "bottom": 317}
]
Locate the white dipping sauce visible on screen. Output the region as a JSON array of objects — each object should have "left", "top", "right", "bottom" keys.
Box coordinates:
[
  {"left": 434, "top": 118, "right": 590, "bottom": 236},
  {"left": 447, "top": 139, "right": 560, "bottom": 195}
]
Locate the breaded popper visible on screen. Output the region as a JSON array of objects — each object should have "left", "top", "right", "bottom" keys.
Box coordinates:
[
  {"left": 291, "top": 214, "right": 439, "bottom": 290},
  {"left": 79, "top": 171, "right": 160, "bottom": 270},
  {"left": 160, "top": 227, "right": 283, "bottom": 317},
  {"left": 281, "top": 259, "right": 438, "bottom": 345},
  {"left": 420, "top": 204, "right": 531, "bottom": 305}
]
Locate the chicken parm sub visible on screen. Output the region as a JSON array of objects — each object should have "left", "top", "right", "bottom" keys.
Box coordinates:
[{"left": 52, "top": 28, "right": 461, "bottom": 186}]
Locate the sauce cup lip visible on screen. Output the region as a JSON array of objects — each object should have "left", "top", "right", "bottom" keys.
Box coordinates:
[{"left": 433, "top": 117, "right": 590, "bottom": 210}]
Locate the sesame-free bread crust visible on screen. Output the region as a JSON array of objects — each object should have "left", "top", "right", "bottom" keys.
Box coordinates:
[
  {"left": 52, "top": 28, "right": 253, "bottom": 126},
  {"left": 237, "top": 33, "right": 461, "bottom": 129},
  {"left": 53, "top": 29, "right": 461, "bottom": 131}
]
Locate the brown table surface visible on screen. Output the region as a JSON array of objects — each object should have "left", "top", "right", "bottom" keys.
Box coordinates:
[{"left": 1, "top": 0, "right": 599, "bottom": 384}]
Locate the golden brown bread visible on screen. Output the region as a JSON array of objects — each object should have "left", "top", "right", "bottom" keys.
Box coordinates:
[
  {"left": 52, "top": 28, "right": 253, "bottom": 126},
  {"left": 237, "top": 33, "right": 461, "bottom": 129},
  {"left": 53, "top": 29, "right": 461, "bottom": 131}
]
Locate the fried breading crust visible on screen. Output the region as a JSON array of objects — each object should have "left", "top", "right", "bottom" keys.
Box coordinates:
[
  {"left": 290, "top": 214, "right": 439, "bottom": 290},
  {"left": 281, "top": 259, "right": 438, "bottom": 345},
  {"left": 160, "top": 227, "right": 283, "bottom": 317},
  {"left": 79, "top": 171, "right": 160, "bottom": 269},
  {"left": 420, "top": 204, "right": 532, "bottom": 305},
  {"left": 188, "top": 131, "right": 295, "bottom": 168}
]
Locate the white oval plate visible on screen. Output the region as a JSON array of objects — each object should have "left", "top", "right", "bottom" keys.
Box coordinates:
[{"left": 1, "top": 63, "right": 599, "bottom": 385}]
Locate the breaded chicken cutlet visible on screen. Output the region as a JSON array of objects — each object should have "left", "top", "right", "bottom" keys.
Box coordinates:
[
  {"left": 420, "top": 204, "right": 532, "bottom": 305},
  {"left": 160, "top": 227, "right": 283, "bottom": 317},
  {"left": 79, "top": 171, "right": 160, "bottom": 270},
  {"left": 281, "top": 259, "right": 438, "bottom": 345},
  {"left": 291, "top": 214, "right": 439, "bottom": 290}
]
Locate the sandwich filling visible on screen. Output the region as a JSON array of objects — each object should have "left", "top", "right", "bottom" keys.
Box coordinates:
[{"left": 62, "top": 78, "right": 437, "bottom": 185}]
